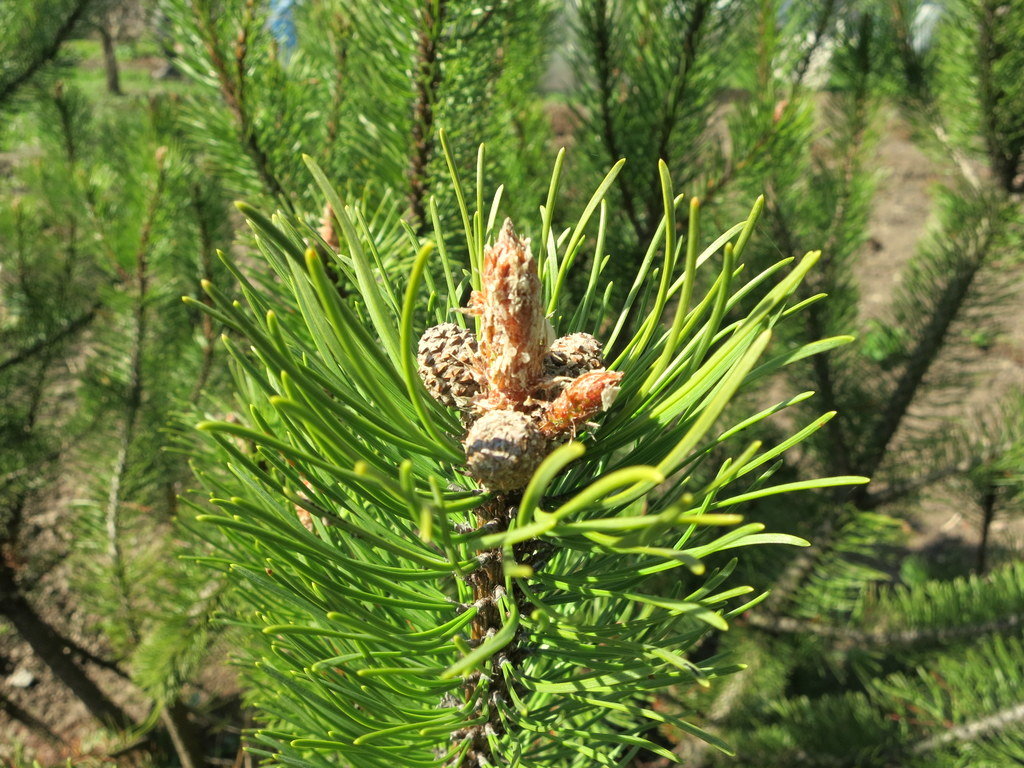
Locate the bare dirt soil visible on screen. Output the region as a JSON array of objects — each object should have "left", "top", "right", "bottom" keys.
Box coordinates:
[{"left": 856, "top": 110, "right": 1024, "bottom": 567}]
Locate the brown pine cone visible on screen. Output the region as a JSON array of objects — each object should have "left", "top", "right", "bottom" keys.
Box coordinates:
[
  {"left": 417, "top": 323, "right": 482, "bottom": 411},
  {"left": 544, "top": 332, "right": 605, "bottom": 379},
  {"left": 464, "top": 410, "right": 547, "bottom": 491}
]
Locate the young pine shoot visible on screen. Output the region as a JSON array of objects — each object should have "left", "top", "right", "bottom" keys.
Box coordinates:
[{"left": 188, "top": 146, "right": 864, "bottom": 768}]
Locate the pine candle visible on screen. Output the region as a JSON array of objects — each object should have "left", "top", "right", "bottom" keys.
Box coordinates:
[{"left": 417, "top": 219, "right": 622, "bottom": 492}]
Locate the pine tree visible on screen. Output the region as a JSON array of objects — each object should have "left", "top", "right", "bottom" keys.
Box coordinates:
[
  {"left": 3, "top": 0, "right": 1023, "bottom": 764},
  {"left": 0, "top": 80, "right": 135, "bottom": 737},
  {"left": 568, "top": 0, "right": 842, "bottom": 296},
  {"left": 0, "top": 0, "right": 96, "bottom": 111},
  {"left": 160, "top": 0, "right": 553, "bottom": 228},
  {"left": 0, "top": 78, "right": 234, "bottom": 764},
  {"left": 183, "top": 136, "right": 861, "bottom": 766},
  {"left": 652, "top": 3, "right": 1024, "bottom": 766},
  {"left": 63, "top": 93, "right": 238, "bottom": 766}
]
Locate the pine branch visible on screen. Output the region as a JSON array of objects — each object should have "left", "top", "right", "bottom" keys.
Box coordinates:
[
  {"left": 911, "top": 701, "right": 1024, "bottom": 755},
  {"left": 932, "top": 122, "right": 983, "bottom": 191},
  {"left": 187, "top": 183, "right": 219, "bottom": 404},
  {"left": 102, "top": 153, "right": 168, "bottom": 649},
  {"left": 857, "top": 209, "right": 1000, "bottom": 484},
  {"left": 408, "top": 0, "right": 447, "bottom": 234},
  {"left": 701, "top": 128, "right": 772, "bottom": 207},
  {"left": 582, "top": 0, "right": 643, "bottom": 241},
  {"left": 888, "top": 0, "right": 932, "bottom": 108},
  {"left": 888, "top": 0, "right": 982, "bottom": 189},
  {"left": 586, "top": 0, "right": 716, "bottom": 248},
  {"left": 701, "top": 0, "right": 840, "bottom": 209},
  {"left": 457, "top": 498, "right": 513, "bottom": 768},
  {"left": 669, "top": 657, "right": 755, "bottom": 767},
  {"left": 975, "top": 0, "right": 1024, "bottom": 193},
  {"left": 190, "top": 160, "right": 846, "bottom": 766},
  {"left": 0, "top": 303, "right": 99, "bottom": 375},
  {"left": 191, "top": 0, "right": 292, "bottom": 209},
  {"left": 756, "top": 507, "right": 844, "bottom": 616},
  {"left": 52, "top": 80, "right": 79, "bottom": 164},
  {"left": 0, "top": 0, "right": 94, "bottom": 110},
  {"left": 159, "top": 703, "right": 203, "bottom": 768},
  {"left": 649, "top": 0, "right": 713, "bottom": 205},
  {"left": 742, "top": 609, "right": 1023, "bottom": 649},
  {"left": 323, "top": 13, "right": 351, "bottom": 146},
  {"left": 766, "top": 195, "right": 853, "bottom": 476},
  {"left": 791, "top": 0, "right": 839, "bottom": 88}
]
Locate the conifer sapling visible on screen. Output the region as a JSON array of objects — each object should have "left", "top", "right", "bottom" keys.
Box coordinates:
[{"left": 189, "top": 149, "right": 866, "bottom": 767}]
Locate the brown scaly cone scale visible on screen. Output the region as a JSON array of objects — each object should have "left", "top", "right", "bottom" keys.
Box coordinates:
[
  {"left": 416, "top": 218, "right": 623, "bottom": 493},
  {"left": 545, "top": 332, "right": 604, "bottom": 378},
  {"left": 417, "top": 323, "right": 482, "bottom": 411},
  {"left": 464, "top": 411, "right": 546, "bottom": 492},
  {"left": 535, "top": 331, "right": 607, "bottom": 402}
]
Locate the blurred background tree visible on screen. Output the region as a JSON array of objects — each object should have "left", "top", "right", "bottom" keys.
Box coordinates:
[{"left": 0, "top": 0, "right": 1022, "bottom": 766}]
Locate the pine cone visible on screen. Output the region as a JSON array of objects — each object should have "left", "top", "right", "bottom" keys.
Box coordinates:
[
  {"left": 544, "top": 332, "right": 605, "bottom": 378},
  {"left": 417, "top": 323, "right": 482, "bottom": 411},
  {"left": 533, "top": 332, "right": 608, "bottom": 401},
  {"left": 464, "top": 410, "right": 546, "bottom": 491},
  {"left": 548, "top": 333, "right": 602, "bottom": 378}
]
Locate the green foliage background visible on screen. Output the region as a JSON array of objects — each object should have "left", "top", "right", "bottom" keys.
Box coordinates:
[{"left": 0, "top": 0, "right": 1022, "bottom": 767}]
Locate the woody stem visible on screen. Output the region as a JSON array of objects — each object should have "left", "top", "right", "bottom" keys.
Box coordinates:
[{"left": 454, "top": 495, "right": 543, "bottom": 768}]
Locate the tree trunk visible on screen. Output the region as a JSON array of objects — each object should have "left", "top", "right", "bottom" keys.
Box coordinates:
[{"left": 98, "top": 23, "right": 122, "bottom": 96}]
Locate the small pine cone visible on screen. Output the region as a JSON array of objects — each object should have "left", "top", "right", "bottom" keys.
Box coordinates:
[
  {"left": 544, "top": 332, "right": 605, "bottom": 378},
  {"left": 417, "top": 323, "right": 482, "bottom": 411},
  {"left": 464, "top": 410, "right": 547, "bottom": 492},
  {"left": 538, "top": 369, "right": 624, "bottom": 439}
]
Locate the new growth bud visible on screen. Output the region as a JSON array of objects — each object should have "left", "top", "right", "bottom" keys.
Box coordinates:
[
  {"left": 538, "top": 370, "right": 623, "bottom": 439},
  {"left": 416, "top": 218, "right": 622, "bottom": 491},
  {"left": 467, "top": 218, "right": 553, "bottom": 410}
]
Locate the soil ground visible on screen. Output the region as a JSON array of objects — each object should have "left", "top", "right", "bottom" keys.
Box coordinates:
[{"left": 857, "top": 111, "right": 1024, "bottom": 568}]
